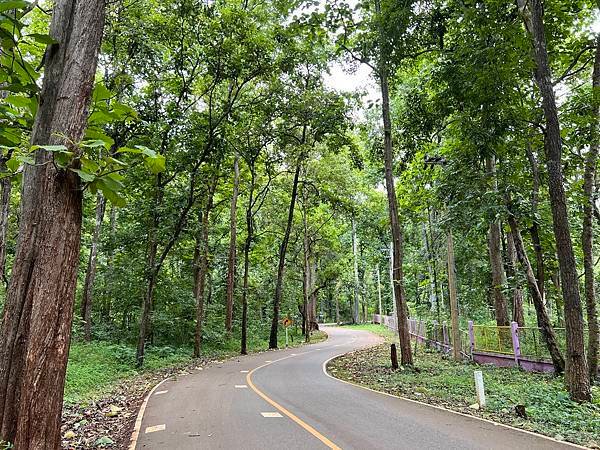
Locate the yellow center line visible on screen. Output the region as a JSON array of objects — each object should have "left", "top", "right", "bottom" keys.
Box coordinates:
[{"left": 246, "top": 354, "right": 342, "bottom": 450}]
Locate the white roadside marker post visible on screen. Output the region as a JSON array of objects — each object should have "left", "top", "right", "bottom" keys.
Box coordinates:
[
  {"left": 285, "top": 327, "right": 289, "bottom": 348},
  {"left": 474, "top": 370, "right": 486, "bottom": 408}
]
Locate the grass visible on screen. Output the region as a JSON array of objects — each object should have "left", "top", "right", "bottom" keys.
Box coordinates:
[
  {"left": 341, "top": 323, "right": 397, "bottom": 339},
  {"left": 327, "top": 333, "right": 600, "bottom": 447},
  {"left": 65, "top": 328, "right": 326, "bottom": 404}
]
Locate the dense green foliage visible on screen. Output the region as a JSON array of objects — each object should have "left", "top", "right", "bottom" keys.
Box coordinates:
[{"left": 1, "top": 0, "right": 599, "bottom": 412}]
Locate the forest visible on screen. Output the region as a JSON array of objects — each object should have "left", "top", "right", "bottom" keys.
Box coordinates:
[{"left": 0, "top": 0, "right": 599, "bottom": 448}]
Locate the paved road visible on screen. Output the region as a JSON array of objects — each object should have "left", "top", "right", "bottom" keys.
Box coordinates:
[{"left": 134, "top": 326, "right": 577, "bottom": 450}]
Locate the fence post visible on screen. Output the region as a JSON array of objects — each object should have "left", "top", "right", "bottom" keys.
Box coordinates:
[
  {"left": 468, "top": 320, "right": 475, "bottom": 355},
  {"left": 510, "top": 321, "right": 521, "bottom": 366},
  {"left": 432, "top": 320, "right": 439, "bottom": 350},
  {"left": 442, "top": 321, "right": 449, "bottom": 351}
]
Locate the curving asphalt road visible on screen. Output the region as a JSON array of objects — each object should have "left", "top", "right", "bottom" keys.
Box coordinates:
[{"left": 133, "top": 326, "right": 579, "bottom": 450}]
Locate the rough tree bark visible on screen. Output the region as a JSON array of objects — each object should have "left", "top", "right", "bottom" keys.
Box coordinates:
[
  {"left": 582, "top": 31, "right": 600, "bottom": 380},
  {"left": 525, "top": 145, "right": 545, "bottom": 301},
  {"left": 269, "top": 153, "right": 303, "bottom": 349},
  {"left": 506, "top": 229, "right": 525, "bottom": 326},
  {"left": 0, "top": 1, "right": 105, "bottom": 447},
  {"left": 486, "top": 156, "right": 510, "bottom": 326},
  {"left": 376, "top": 0, "right": 412, "bottom": 364},
  {"left": 518, "top": 0, "right": 591, "bottom": 401},
  {"left": 0, "top": 156, "right": 12, "bottom": 286},
  {"left": 225, "top": 153, "right": 240, "bottom": 333},
  {"left": 81, "top": 193, "right": 107, "bottom": 341},
  {"left": 507, "top": 211, "right": 564, "bottom": 372}
]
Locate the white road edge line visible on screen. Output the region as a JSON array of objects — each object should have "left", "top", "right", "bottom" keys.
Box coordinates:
[
  {"left": 321, "top": 353, "right": 586, "bottom": 450},
  {"left": 129, "top": 377, "right": 170, "bottom": 450},
  {"left": 235, "top": 384, "right": 248, "bottom": 388},
  {"left": 240, "top": 370, "right": 249, "bottom": 373}
]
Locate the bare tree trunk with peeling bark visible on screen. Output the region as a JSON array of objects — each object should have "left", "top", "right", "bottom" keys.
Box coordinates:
[{"left": 0, "top": 1, "right": 105, "bottom": 447}]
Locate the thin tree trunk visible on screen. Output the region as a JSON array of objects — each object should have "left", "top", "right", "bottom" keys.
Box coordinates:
[
  {"left": 136, "top": 175, "right": 162, "bottom": 367},
  {"left": 508, "top": 211, "right": 564, "bottom": 372},
  {"left": 582, "top": 32, "right": 600, "bottom": 380},
  {"left": 507, "top": 229, "right": 525, "bottom": 326},
  {"left": 194, "top": 177, "right": 217, "bottom": 357},
  {"left": 225, "top": 153, "right": 240, "bottom": 333},
  {"left": 241, "top": 170, "right": 255, "bottom": 355},
  {"left": 81, "top": 193, "right": 106, "bottom": 341},
  {"left": 0, "top": 157, "right": 12, "bottom": 286},
  {"left": 269, "top": 154, "right": 303, "bottom": 349},
  {"left": 0, "top": 1, "right": 105, "bottom": 446},
  {"left": 486, "top": 156, "right": 510, "bottom": 326},
  {"left": 351, "top": 215, "right": 360, "bottom": 324},
  {"left": 303, "top": 205, "right": 311, "bottom": 341},
  {"left": 525, "top": 145, "right": 545, "bottom": 301},
  {"left": 376, "top": 265, "right": 383, "bottom": 315},
  {"left": 103, "top": 206, "right": 117, "bottom": 321},
  {"left": 518, "top": 0, "right": 591, "bottom": 401},
  {"left": 376, "top": 0, "right": 412, "bottom": 364}
]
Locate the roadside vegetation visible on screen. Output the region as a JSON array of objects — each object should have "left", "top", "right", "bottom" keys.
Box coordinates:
[{"left": 331, "top": 325, "right": 600, "bottom": 447}]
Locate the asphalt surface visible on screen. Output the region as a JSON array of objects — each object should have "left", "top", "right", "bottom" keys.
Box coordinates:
[{"left": 135, "top": 326, "right": 577, "bottom": 450}]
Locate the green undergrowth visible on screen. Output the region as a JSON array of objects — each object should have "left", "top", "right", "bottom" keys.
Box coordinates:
[
  {"left": 328, "top": 342, "right": 600, "bottom": 447},
  {"left": 342, "top": 323, "right": 397, "bottom": 340},
  {"left": 65, "top": 329, "right": 326, "bottom": 404}
]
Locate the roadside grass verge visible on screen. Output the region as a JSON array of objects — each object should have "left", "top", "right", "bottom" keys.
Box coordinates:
[
  {"left": 327, "top": 341, "right": 600, "bottom": 447},
  {"left": 65, "top": 329, "right": 326, "bottom": 404}
]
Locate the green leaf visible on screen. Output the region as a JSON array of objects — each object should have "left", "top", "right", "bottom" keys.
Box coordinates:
[
  {"left": 31, "top": 144, "right": 69, "bottom": 153},
  {"left": 6, "top": 157, "right": 19, "bottom": 172},
  {"left": 94, "top": 436, "right": 114, "bottom": 447},
  {"left": 26, "top": 33, "right": 57, "bottom": 45},
  {"left": 70, "top": 169, "right": 95, "bottom": 183},
  {"left": 82, "top": 139, "right": 110, "bottom": 149},
  {"left": 0, "top": 1, "right": 28, "bottom": 13},
  {"left": 144, "top": 154, "right": 166, "bottom": 174}
]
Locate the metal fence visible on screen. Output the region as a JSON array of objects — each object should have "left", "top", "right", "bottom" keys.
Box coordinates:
[{"left": 373, "top": 314, "right": 598, "bottom": 374}]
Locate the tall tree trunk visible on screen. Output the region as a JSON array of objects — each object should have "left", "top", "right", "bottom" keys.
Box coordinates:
[
  {"left": 241, "top": 170, "right": 255, "bottom": 355},
  {"left": 351, "top": 215, "right": 360, "bottom": 324},
  {"left": 376, "top": 0, "right": 412, "bottom": 364},
  {"left": 136, "top": 175, "right": 162, "bottom": 367},
  {"left": 525, "top": 145, "right": 545, "bottom": 301},
  {"left": 486, "top": 156, "right": 510, "bottom": 326},
  {"left": 303, "top": 204, "right": 311, "bottom": 341},
  {"left": 582, "top": 32, "right": 600, "bottom": 380},
  {"left": 507, "top": 212, "right": 564, "bottom": 372},
  {"left": 518, "top": 0, "right": 591, "bottom": 401},
  {"left": 506, "top": 229, "right": 525, "bottom": 326},
  {"left": 0, "top": 157, "right": 12, "bottom": 286},
  {"left": 194, "top": 177, "right": 217, "bottom": 358},
  {"left": 0, "top": 1, "right": 105, "bottom": 447},
  {"left": 269, "top": 155, "right": 303, "bottom": 349},
  {"left": 81, "top": 193, "right": 106, "bottom": 341},
  {"left": 103, "top": 206, "right": 117, "bottom": 321},
  {"left": 225, "top": 153, "right": 240, "bottom": 333}
]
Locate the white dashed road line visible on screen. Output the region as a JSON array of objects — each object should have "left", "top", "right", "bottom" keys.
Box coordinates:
[
  {"left": 145, "top": 424, "right": 166, "bottom": 434},
  {"left": 261, "top": 412, "right": 283, "bottom": 418}
]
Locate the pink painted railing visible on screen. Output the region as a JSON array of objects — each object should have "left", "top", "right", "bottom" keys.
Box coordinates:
[{"left": 372, "top": 314, "right": 598, "bottom": 374}]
